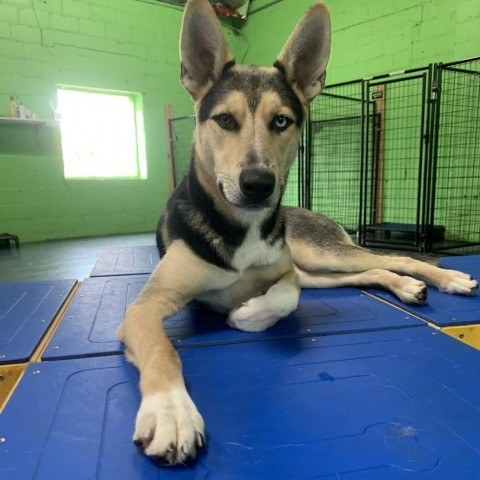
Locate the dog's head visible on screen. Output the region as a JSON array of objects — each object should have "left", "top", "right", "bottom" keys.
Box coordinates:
[{"left": 180, "top": 0, "right": 330, "bottom": 213}]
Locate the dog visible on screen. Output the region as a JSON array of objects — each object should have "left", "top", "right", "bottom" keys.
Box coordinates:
[{"left": 117, "top": 0, "right": 478, "bottom": 466}]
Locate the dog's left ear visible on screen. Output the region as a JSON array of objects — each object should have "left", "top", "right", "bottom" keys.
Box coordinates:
[
  {"left": 180, "top": 0, "right": 234, "bottom": 100},
  {"left": 276, "top": 2, "right": 331, "bottom": 102}
]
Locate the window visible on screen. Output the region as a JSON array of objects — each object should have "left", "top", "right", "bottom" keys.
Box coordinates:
[{"left": 56, "top": 87, "right": 146, "bottom": 179}]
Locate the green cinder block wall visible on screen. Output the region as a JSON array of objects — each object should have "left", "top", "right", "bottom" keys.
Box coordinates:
[
  {"left": 243, "top": 0, "right": 480, "bottom": 83},
  {"left": 0, "top": 0, "right": 246, "bottom": 242}
]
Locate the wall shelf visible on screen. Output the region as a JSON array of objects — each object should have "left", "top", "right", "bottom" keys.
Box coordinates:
[{"left": 0, "top": 117, "right": 47, "bottom": 127}]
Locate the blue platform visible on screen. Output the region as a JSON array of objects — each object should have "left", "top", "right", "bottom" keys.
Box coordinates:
[
  {"left": 42, "top": 275, "right": 423, "bottom": 360},
  {"left": 2, "top": 326, "right": 480, "bottom": 479},
  {"left": 0, "top": 279, "right": 76, "bottom": 364},
  {"left": 439, "top": 254, "right": 480, "bottom": 273},
  {"left": 367, "top": 255, "right": 480, "bottom": 327},
  {"left": 90, "top": 245, "right": 160, "bottom": 277}
]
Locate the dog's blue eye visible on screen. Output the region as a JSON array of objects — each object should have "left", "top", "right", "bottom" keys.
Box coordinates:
[
  {"left": 213, "top": 113, "right": 238, "bottom": 131},
  {"left": 272, "top": 115, "right": 292, "bottom": 132}
]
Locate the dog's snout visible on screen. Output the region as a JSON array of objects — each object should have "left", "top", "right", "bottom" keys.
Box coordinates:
[{"left": 239, "top": 168, "right": 275, "bottom": 203}]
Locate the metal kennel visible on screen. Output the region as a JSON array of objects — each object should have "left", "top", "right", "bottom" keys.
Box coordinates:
[
  {"left": 166, "top": 110, "right": 195, "bottom": 189},
  {"left": 427, "top": 57, "right": 480, "bottom": 253}
]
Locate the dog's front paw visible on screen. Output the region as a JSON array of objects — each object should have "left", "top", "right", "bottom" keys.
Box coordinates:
[
  {"left": 438, "top": 270, "right": 478, "bottom": 296},
  {"left": 133, "top": 388, "right": 205, "bottom": 466},
  {"left": 227, "top": 297, "right": 281, "bottom": 332},
  {"left": 396, "top": 276, "right": 428, "bottom": 304}
]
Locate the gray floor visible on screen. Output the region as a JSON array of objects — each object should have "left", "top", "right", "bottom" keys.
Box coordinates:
[{"left": 0, "top": 233, "right": 155, "bottom": 283}]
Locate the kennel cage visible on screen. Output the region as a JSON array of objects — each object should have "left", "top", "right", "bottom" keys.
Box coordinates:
[
  {"left": 281, "top": 123, "right": 307, "bottom": 208},
  {"left": 358, "top": 66, "right": 437, "bottom": 251},
  {"left": 307, "top": 80, "right": 365, "bottom": 233},
  {"left": 427, "top": 57, "right": 480, "bottom": 253},
  {"left": 305, "top": 57, "right": 479, "bottom": 253},
  {"left": 166, "top": 111, "right": 195, "bottom": 189}
]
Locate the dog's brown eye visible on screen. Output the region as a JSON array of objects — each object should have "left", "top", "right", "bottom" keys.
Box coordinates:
[
  {"left": 271, "top": 115, "right": 293, "bottom": 132},
  {"left": 212, "top": 113, "right": 239, "bottom": 132}
]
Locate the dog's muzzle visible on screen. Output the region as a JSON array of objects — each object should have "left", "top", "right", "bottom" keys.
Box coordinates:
[{"left": 239, "top": 167, "right": 275, "bottom": 206}]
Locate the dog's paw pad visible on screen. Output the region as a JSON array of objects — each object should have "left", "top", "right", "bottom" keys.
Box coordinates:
[
  {"left": 414, "top": 285, "right": 428, "bottom": 302},
  {"left": 133, "top": 389, "right": 205, "bottom": 466},
  {"left": 397, "top": 277, "right": 428, "bottom": 305}
]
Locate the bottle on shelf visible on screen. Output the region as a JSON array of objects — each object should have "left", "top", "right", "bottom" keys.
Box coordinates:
[
  {"left": 18, "top": 103, "right": 27, "bottom": 119},
  {"left": 9, "top": 96, "right": 18, "bottom": 118}
]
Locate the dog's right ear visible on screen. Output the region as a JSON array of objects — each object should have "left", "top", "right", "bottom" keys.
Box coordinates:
[{"left": 180, "top": 0, "right": 234, "bottom": 100}]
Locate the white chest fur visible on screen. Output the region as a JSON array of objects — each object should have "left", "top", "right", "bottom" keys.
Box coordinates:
[{"left": 231, "top": 225, "right": 283, "bottom": 272}]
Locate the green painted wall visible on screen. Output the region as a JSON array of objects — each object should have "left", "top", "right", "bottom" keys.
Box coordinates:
[
  {"left": 0, "top": 0, "right": 246, "bottom": 242},
  {"left": 243, "top": 0, "right": 480, "bottom": 83}
]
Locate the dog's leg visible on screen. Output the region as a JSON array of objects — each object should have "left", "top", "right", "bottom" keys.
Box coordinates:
[
  {"left": 117, "top": 241, "right": 232, "bottom": 465},
  {"left": 296, "top": 266, "right": 429, "bottom": 304},
  {"left": 227, "top": 269, "right": 300, "bottom": 332},
  {"left": 290, "top": 238, "right": 478, "bottom": 300},
  {"left": 364, "top": 253, "right": 477, "bottom": 296}
]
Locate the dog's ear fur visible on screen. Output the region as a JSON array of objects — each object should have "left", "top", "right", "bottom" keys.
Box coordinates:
[
  {"left": 276, "top": 2, "right": 331, "bottom": 102},
  {"left": 180, "top": 0, "right": 234, "bottom": 99}
]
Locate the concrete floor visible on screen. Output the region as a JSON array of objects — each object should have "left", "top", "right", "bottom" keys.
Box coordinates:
[{"left": 0, "top": 232, "right": 155, "bottom": 283}]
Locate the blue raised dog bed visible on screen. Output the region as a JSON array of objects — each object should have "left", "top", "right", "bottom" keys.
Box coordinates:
[
  {"left": 2, "top": 326, "right": 480, "bottom": 478},
  {"left": 90, "top": 245, "right": 160, "bottom": 277},
  {"left": 0, "top": 279, "right": 76, "bottom": 364},
  {"left": 42, "top": 274, "right": 423, "bottom": 360}
]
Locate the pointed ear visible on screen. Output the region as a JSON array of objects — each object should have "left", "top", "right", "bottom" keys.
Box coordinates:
[
  {"left": 180, "top": 0, "right": 234, "bottom": 99},
  {"left": 276, "top": 2, "right": 331, "bottom": 102}
]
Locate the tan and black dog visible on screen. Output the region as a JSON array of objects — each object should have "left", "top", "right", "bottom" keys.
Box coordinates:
[{"left": 118, "top": 0, "right": 477, "bottom": 466}]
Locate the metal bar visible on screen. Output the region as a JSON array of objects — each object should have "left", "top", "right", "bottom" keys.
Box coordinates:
[
  {"left": 442, "top": 66, "right": 480, "bottom": 76},
  {"left": 311, "top": 115, "right": 362, "bottom": 125},
  {"left": 415, "top": 72, "right": 428, "bottom": 251},
  {"left": 358, "top": 79, "right": 369, "bottom": 245},
  {"left": 369, "top": 73, "right": 426, "bottom": 88},
  {"left": 364, "top": 66, "right": 430, "bottom": 83},
  {"left": 440, "top": 55, "right": 480, "bottom": 69},
  {"left": 320, "top": 91, "right": 364, "bottom": 103},
  {"left": 170, "top": 115, "right": 195, "bottom": 122},
  {"left": 305, "top": 109, "right": 312, "bottom": 210}
]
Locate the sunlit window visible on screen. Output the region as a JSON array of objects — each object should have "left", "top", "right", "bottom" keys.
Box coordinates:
[{"left": 57, "top": 87, "right": 146, "bottom": 179}]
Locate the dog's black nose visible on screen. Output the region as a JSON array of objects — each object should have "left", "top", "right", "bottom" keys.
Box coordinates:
[{"left": 239, "top": 168, "right": 275, "bottom": 203}]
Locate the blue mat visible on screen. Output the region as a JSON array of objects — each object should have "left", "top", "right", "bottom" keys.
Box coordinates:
[
  {"left": 0, "top": 279, "right": 76, "bottom": 364},
  {"left": 440, "top": 254, "right": 480, "bottom": 273},
  {"left": 42, "top": 275, "right": 423, "bottom": 360},
  {"left": 2, "top": 327, "right": 480, "bottom": 479},
  {"left": 90, "top": 245, "right": 160, "bottom": 277},
  {"left": 367, "top": 255, "right": 480, "bottom": 327}
]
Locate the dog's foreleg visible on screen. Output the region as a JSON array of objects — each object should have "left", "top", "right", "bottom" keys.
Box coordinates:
[
  {"left": 227, "top": 269, "right": 300, "bottom": 332},
  {"left": 117, "top": 242, "right": 226, "bottom": 465}
]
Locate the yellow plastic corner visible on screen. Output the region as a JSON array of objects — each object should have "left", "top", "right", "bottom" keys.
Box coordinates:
[
  {"left": 0, "top": 363, "right": 27, "bottom": 413},
  {"left": 442, "top": 324, "right": 480, "bottom": 351}
]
